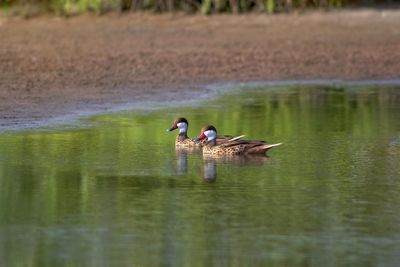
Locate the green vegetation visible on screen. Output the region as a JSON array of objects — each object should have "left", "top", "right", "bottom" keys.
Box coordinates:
[{"left": 0, "top": 0, "right": 394, "bottom": 16}]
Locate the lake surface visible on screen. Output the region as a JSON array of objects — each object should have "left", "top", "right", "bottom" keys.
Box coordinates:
[{"left": 1, "top": 84, "right": 400, "bottom": 267}]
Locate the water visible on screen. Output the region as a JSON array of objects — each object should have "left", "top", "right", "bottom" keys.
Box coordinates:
[{"left": 0, "top": 85, "right": 400, "bottom": 267}]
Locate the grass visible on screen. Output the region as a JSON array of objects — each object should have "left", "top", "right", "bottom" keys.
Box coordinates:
[{"left": 0, "top": 0, "right": 394, "bottom": 16}]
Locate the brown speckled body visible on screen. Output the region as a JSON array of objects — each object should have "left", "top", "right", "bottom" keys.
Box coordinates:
[
  {"left": 202, "top": 139, "right": 281, "bottom": 156},
  {"left": 175, "top": 133, "right": 201, "bottom": 148}
]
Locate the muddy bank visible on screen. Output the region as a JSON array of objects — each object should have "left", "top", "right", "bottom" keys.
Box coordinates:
[{"left": 1, "top": 11, "right": 400, "bottom": 130}]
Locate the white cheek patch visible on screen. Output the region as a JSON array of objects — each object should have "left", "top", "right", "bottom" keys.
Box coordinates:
[
  {"left": 204, "top": 130, "right": 217, "bottom": 141},
  {"left": 177, "top": 122, "right": 188, "bottom": 134}
]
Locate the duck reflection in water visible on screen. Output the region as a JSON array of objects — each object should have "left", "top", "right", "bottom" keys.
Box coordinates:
[
  {"left": 201, "top": 155, "right": 271, "bottom": 182},
  {"left": 174, "top": 151, "right": 218, "bottom": 183},
  {"left": 175, "top": 147, "right": 271, "bottom": 182},
  {"left": 176, "top": 150, "right": 188, "bottom": 176},
  {"left": 201, "top": 159, "right": 217, "bottom": 183},
  {"left": 174, "top": 147, "right": 202, "bottom": 176},
  {"left": 175, "top": 148, "right": 217, "bottom": 182},
  {"left": 176, "top": 149, "right": 188, "bottom": 176}
]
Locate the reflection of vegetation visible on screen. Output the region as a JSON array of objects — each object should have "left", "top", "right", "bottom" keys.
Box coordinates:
[
  {"left": 1, "top": 0, "right": 392, "bottom": 16},
  {"left": 0, "top": 85, "right": 400, "bottom": 266}
]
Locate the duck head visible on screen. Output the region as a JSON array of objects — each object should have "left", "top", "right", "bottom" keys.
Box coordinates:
[
  {"left": 193, "top": 125, "right": 217, "bottom": 143},
  {"left": 167, "top": 117, "right": 189, "bottom": 134}
]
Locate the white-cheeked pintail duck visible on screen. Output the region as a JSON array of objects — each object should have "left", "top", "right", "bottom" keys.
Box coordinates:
[
  {"left": 167, "top": 117, "right": 244, "bottom": 148},
  {"left": 194, "top": 125, "right": 282, "bottom": 156}
]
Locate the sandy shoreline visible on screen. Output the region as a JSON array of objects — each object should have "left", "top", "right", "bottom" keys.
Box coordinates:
[{"left": 1, "top": 11, "right": 400, "bottom": 130}]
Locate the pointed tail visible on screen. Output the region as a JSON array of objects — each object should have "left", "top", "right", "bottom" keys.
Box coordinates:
[{"left": 263, "top": 143, "right": 282, "bottom": 149}]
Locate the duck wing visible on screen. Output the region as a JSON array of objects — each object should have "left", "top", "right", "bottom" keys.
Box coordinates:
[
  {"left": 245, "top": 143, "right": 282, "bottom": 154},
  {"left": 217, "top": 140, "right": 282, "bottom": 155},
  {"left": 216, "top": 135, "right": 245, "bottom": 144},
  {"left": 218, "top": 139, "right": 265, "bottom": 148}
]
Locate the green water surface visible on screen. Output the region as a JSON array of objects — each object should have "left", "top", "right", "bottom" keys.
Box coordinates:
[{"left": 1, "top": 85, "right": 400, "bottom": 266}]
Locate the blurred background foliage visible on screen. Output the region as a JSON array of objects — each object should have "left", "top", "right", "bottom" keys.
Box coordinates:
[{"left": 0, "top": 0, "right": 397, "bottom": 16}]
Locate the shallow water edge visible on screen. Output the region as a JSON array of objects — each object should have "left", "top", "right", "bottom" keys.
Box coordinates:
[{"left": 1, "top": 79, "right": 400, "bottom": 132}]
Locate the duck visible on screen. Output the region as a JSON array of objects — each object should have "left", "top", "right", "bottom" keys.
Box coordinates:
[
  {"left": 193, "top": 125, "right": 282, "bottom": 156},
  {"left": 167, "top": 117, "right": 244, "bottom": 148}
]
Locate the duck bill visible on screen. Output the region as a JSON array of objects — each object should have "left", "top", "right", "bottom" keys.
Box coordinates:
[
  {"left": 193, "top": 132, "right": 206, "bottom": 142},
  {"left": 167, "top": 125, "right": 178, "bottom": 132}
]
